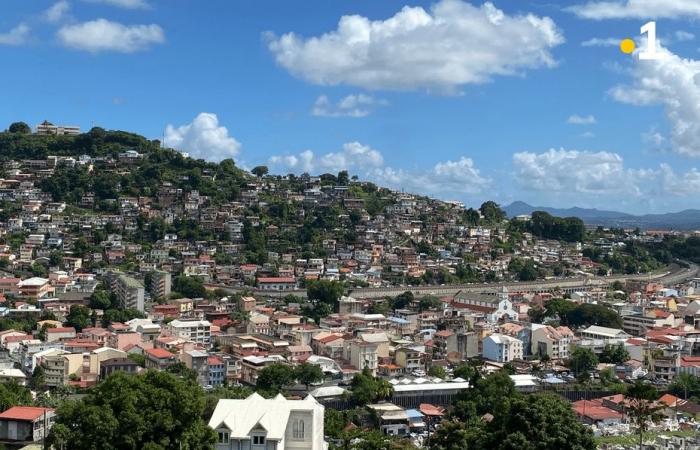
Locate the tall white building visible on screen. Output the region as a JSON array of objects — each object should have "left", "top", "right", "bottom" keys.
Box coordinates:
[
  {"left": 167, "top": 319, "right": 212, "bottom": 346},
  {"left": 209, "top": 393, "right": 325, "bottom": 450},
  {"left": 482, "top": 333, "right": 523, "bottom": 363}
]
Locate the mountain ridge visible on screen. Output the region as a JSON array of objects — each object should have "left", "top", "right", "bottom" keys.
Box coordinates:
[{"left": 504, "top": 201, "right": 700, "bottom": 230}]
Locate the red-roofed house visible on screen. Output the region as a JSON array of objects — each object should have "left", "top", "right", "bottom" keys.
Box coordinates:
[
  {"left": 145, "top": 347, "right": 178, "bottom": 370},
  {"left": 257, "top": 277, "right": 297, "bottom": 291},
  {"left": 45, "top": 327, "right": 76, "bottom": 343},
  {"left": 572, "top": 400, "right": 623, "bottom": 425},
  {"left": 0, "top": 406, "right": 55, "bottom": 442}
]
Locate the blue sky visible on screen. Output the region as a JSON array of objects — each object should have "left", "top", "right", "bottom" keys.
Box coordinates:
[{"left": 2, "top": 0, "right": 700, "bottom": 214}]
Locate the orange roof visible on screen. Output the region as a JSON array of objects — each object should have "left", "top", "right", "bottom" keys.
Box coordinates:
[
  {"left": 419, "top": 404, "right": 445, "bottom": 416},
  {"left": 658, "top": 394, "right": 681, "bottom": 407},
  {"left": 47, "top": 327, "right": 76, "bottom": 333},
  {"left": 145, "top": 348, "right": 175, "bottom": 359},
  {"left": 0, "top": 406, "right": 54, "bottom": 421},
  {"left": 208, "top": 356, "right": 223, "bottom": 366},
  {"left": 572, "top": 400, "right": 622, "bottom": 421}
]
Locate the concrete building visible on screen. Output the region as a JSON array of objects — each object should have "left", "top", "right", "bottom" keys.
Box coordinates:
[
  {"left": 167, "top": 319, "right": 212, "bottom": 346},
  {"left": 208, "top": 393, "right": 325, "bottom": 450},
  {"left": 149, "top": 270, "right": 172, "bottom": 299},
  {"left": 0, "top": 406, "right": 55, "bottom": 442},
  {"left": 482, "top": 333, "right": 523, "bottom": 363},
  {"left": 111, "top": 274, "right": 145, "bottom": 312},
  {"left": 35, "top": 120, "right": 80, "bottom": 136},
  {"left": 531, "top": 325, "right": 573, "bottom": 360}
]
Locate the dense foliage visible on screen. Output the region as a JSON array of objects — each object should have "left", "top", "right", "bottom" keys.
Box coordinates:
[
  {"left": 48, "top": 370, "right": 216, "bottom": 450},
  {"left": 438, "top": 371, "right": 595, "bottom": 450}
]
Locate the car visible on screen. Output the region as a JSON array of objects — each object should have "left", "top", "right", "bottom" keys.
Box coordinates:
[{"left": 412, "top": 370, "right": 426, "bottom": 377}]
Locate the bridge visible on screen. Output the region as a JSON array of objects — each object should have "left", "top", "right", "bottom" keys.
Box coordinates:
[{"left": 206, "top": 263, "right": 698, "bottom": 300}]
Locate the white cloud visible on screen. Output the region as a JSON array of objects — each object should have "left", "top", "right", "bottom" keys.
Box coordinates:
[
  {"left": 312, "top": 94, "right": 388, "bottom": 118},
  {"left": 610, "top": 45, "right": 700, "bottom": 157},
  {"left": 58, "top": 19, "right": 164, "bottom": 53},
  {"left": 269, "top": 142, "right": 384, "bottom": 174},
  {"left": 674, "top": 31, "right": 694, "bottom": 42},
  {"left": 266, "top": 0, "right": 563, "bottom": 93},
  {"left": 567, "top": 114, "right": 597, "bottom": 125},
  {"left": 581, "top": 37, "right": 619, "bottom": 47},
  {"left": 512, "top": 149, "right": 646, "bottom": 195},
  {"left": 83, "top": 0, "right": 149, "bottom": 9},
  {"left": 373, "top": 157, "right": 491, "bottom": 196},
  {"left": 45, "top": 1, "right": 70, "bottom": 23},
  {"left": 0, "top": 24, "right": 30, "bottom": 46},
  {"left": 569, "top": 0, "right": 700, "bottom": 20},
  {"left": 511, "top": 148, "right": 700, "bottom": 198},
  {"left": 163, "top": 113, "right": 241, "bottom": 162}
]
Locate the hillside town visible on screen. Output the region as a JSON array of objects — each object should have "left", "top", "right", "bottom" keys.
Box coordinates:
[{"left": 0, "top": 124, "right": 696, "bottom": 449}]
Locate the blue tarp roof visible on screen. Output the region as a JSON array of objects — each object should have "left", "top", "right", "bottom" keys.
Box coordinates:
[
  {"left": 543, "top": 376, "right": 565, "bottom": 384},
  {"left": 405, "top": 409, "right": 424, "bottom": 419}
]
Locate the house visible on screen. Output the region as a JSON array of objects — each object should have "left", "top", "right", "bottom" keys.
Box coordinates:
[
  {"left": 452, "top": 287, "right": 517, "bottom": 323},
  {"left": 257, "top": 277, "right": 297, "bottom": 291},
  {"left": 572, "top": 400, "right": 623, "bottom": 426},
  {"left": 531, "top": 325, "right": 573, "bottom": 360},
  {"left": 208, "top": 393, "right": 325, "bottom": 450},
  {"left": 482, "top": 333, "right": 523, "bottom": 363},
  {"left": 144, "top": 348, "right": 178, "bottom": 370},
  {"left": 0, "top": 406, "right": 55, "bottom": 442}
]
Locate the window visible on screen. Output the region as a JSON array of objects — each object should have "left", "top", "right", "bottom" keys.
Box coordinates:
[
  {"left": 292, "top": 420, "right": 305, "bottom": 439},
  {"left": 218, "top": 431, "right": 229, "bottom": 444},
  {"left": 253, "top": 435, "right": 265, "bottom": 445}
]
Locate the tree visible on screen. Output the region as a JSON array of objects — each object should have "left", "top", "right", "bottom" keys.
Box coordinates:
[
  {"left": 66, "top": 305, "right": 92, "bottom": 332},
  {"left": 569, "top": 347, "right": 598, "bottom": 379},
  {"left": 31, "top": 365, "right": 46, "bottom": 390},
  {"left": 47, "top": 370, "right": 216, "bottom": 450},
  {"left": 668, "top": 373, "right": 700, "bottom": 400},
  {"left": 626, "top": 381, "right": 663, "bottom": 450},
  {"left": 8, "top": 122, "right": 31, "bottom": 134},
  {"left": 446, "top": 372, "right": 595, "bottom": 450},
  {"left": 350, "top": 368, "right": 393, "bottom": 405},
  {"left": 89, "top": 288, "right": 113, "bottom": 310},
  {"left": 337, "top": 170, "right": 349, "bottom": 186},
  {"left": 0, "top": 381, "right": 32, "bottom": 411},
  {"left": 295, "top": 363, "right": 324, "bottom": 390},
  {"left": 251, "top": 166, "right": 269, "bottom": 177},
  {"left": 173, "top": 275, "right": 206, "bottom": 298},
  {"left": 307, "top": 280, "right": 344, "bottom": 310},
  {"left": 428, "top": 366, "right": 447, "bottom": 379},
  {"left": 256, "top": 364, "right": 295, "bottom": 395},
  {"left": 479, "top": 201, "right": 506, "bottom": 223},
  {"left": 599, "top": 343, "right": 630, "bottom": 365},
  {"left": 390, "top": 291, "right": 414, "bottom": 310},
  {"left": 418, "top": 295, "right": 442, "bottom": 312}
]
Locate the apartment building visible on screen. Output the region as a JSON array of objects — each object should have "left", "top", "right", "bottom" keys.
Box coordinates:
[{"left": 167, "top": 319, "right": 212, "bottom": 346}]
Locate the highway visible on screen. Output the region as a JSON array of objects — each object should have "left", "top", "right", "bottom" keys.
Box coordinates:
[{"left": 206, "top": 263, "right": 698, "bottom": 300}]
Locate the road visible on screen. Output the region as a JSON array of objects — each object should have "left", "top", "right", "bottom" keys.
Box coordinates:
[{"left": 206, "top": 263, "right": 698, "bottom": 300}]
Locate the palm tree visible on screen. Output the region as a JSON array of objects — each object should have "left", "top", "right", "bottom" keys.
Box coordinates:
[
  {"left": 626, "top": 381, "right": 663, "bottom": 450},
  {"left": 376, "top": 378, "right": 394, "bottom": 401}
]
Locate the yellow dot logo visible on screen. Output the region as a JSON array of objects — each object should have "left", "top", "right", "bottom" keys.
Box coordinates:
[{"left": 620, "top": 38, "right": 636, "bottom": 54}]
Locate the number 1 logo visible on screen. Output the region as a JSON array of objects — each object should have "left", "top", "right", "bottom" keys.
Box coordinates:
[{"left": 639, "top": 21, "right": 658, "bottom": 60}]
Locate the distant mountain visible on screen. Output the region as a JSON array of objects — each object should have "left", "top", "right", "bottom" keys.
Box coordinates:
[{"left": 504, "top": 201, "right": 700, "bottom": 230}]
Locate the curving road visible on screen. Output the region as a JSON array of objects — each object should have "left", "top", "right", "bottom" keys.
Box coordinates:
[{"left": 207, "top": 263, "right": 698, "bottom": 300}]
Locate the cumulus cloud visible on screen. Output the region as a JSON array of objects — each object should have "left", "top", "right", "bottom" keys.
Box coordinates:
[
  {"left": 269, "top": 142, "right": 384, "bottom": 174},
  {"left": 45, "top": 1, "right": 70, "bottom": 23},
  {"left": 373, "top": 157, "right": 491, "bottom": 196},
  {"left": 512, "top": 149, "right": 647, "bottom": 196},
  {"left": 512, "top": 148, "right": 700, "bottom": 199},
  {"left": 83, "top": 0, "right": 149, "bottom": 9},
  {"left": 58, "top": 19, "right": 164, "bottom": 53},
  {"left": 567, "top": 114, "right": 597, "bottom": 125},
  {"left": 312, "top": 94, "right": 388, "bottom": 118},
  {"left": 609, "top": 45, "right": 700, "bottom": 157},
  {"left": 0, "top": 24, "right": 30, "bottom": 46},
  {"left": 266, "top": 0, "right": 563, "bottom": 93},
  {"left": 163, "top": 113, "right": 241, "bottom": 162},
  {"left": 569, "top": 0, "right": 700, "bottom": 19}
]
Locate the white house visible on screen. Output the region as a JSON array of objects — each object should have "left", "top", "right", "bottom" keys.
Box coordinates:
[
  {"left": 208, "top": 393, "right": 325, "bottom": 450},
  {"left": 482, "top": 333, "right": 523, "bottom": 363}
]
